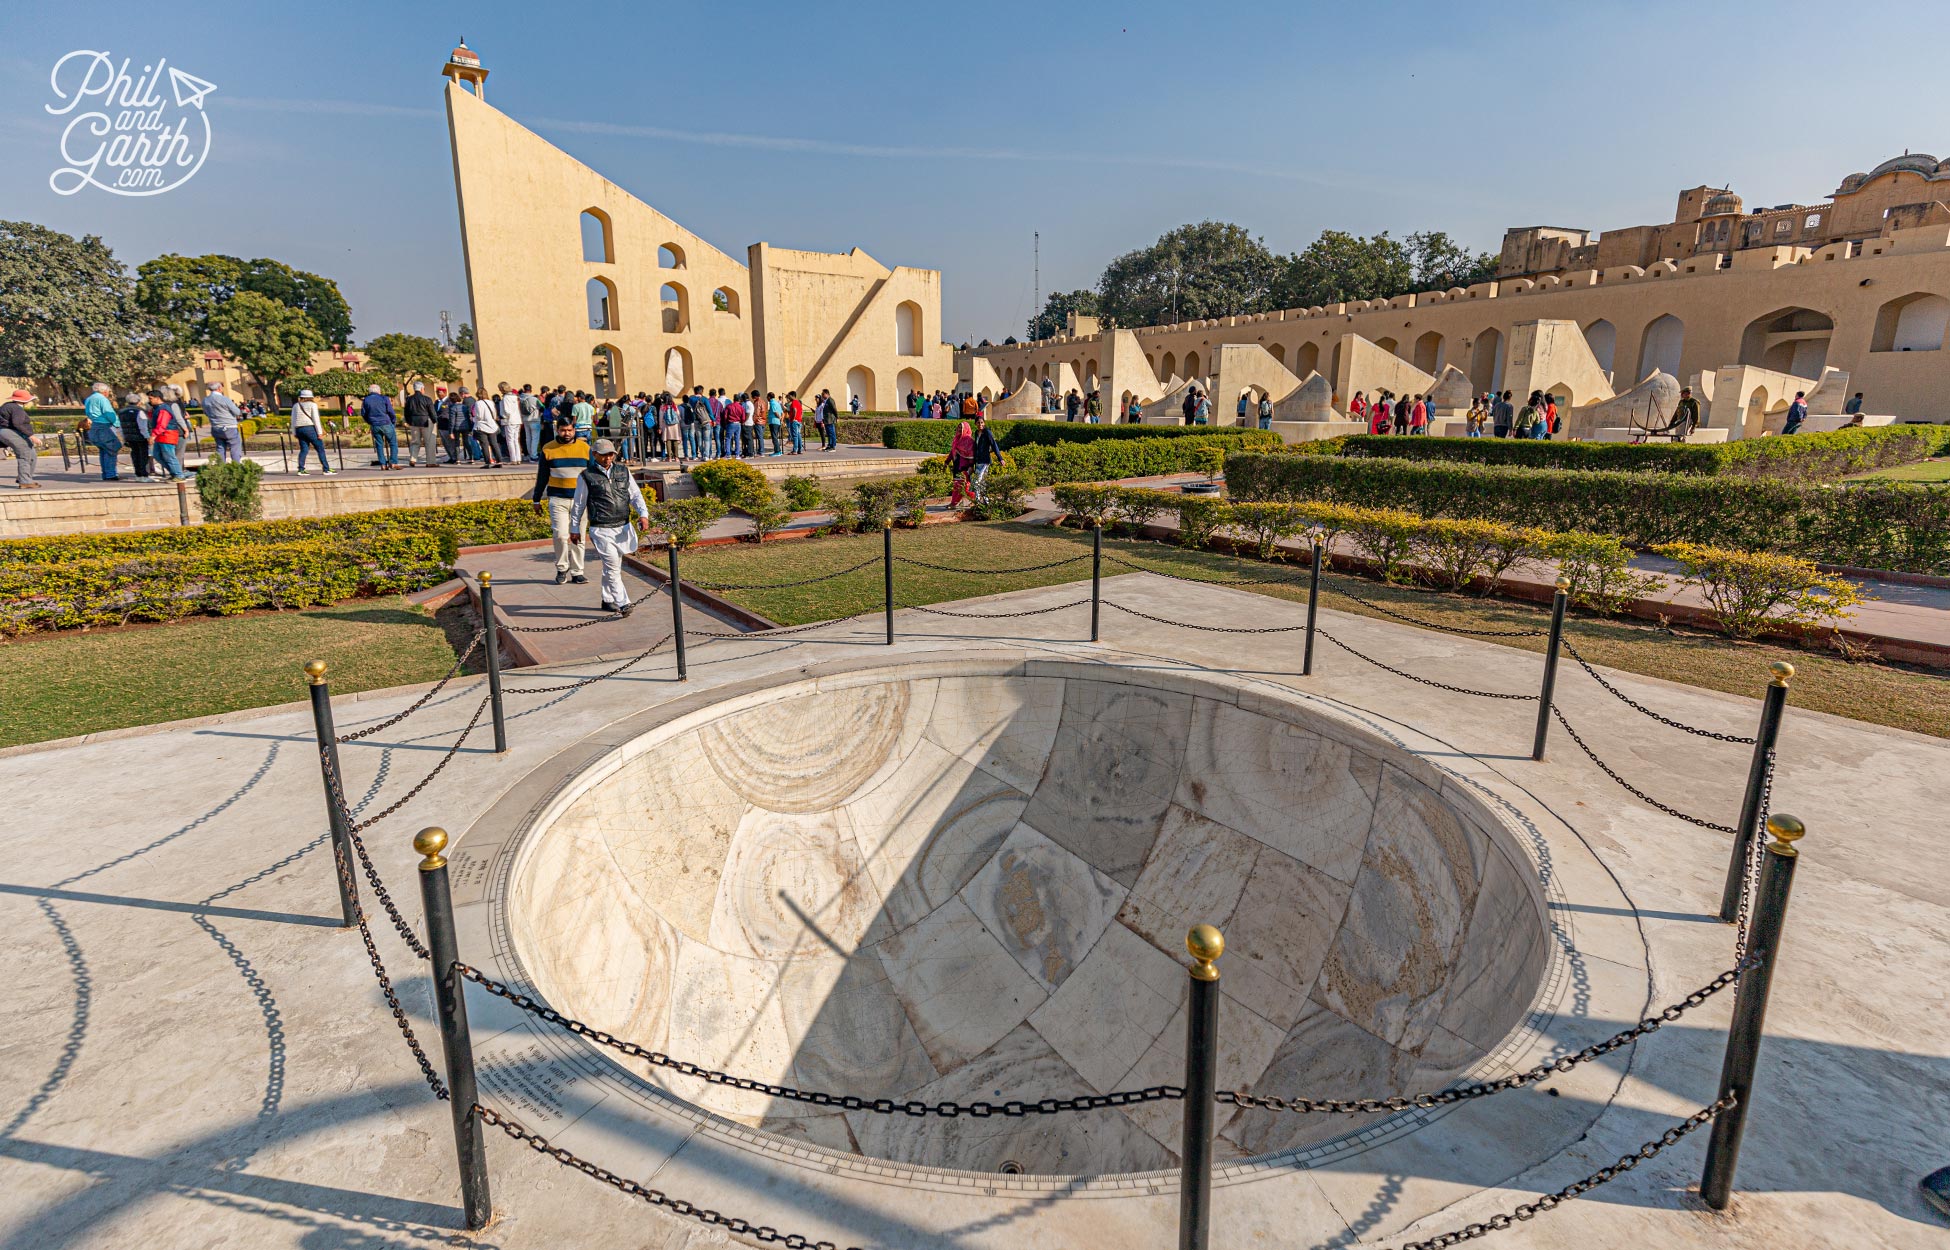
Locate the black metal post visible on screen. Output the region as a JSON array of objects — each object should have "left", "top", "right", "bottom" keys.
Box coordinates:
[
  {"left": 414, "top": 827, "right": 494, "bottom": 1231},
  {"left": 667, "top": 543, "right": 688, "bottom": 681},
  {"left": 1719, "top": 662, "right": 1792, "bottom": 922},
  {"left": 275, "top": 431, "right": 289, "bottom": 474},
  {"left": 1089, "top": 522, "right": 1102, "bottom": 642},
  {"left": 1302, "top": 534, "right": 1323, "bottom": 676},
  {"left": 177, "top": 481, "right": 191, "bottom": 526},
  {"left": 1531, "top": 578, "right": 1570, "bottom": 761},
  {"left": 1701, "top": 813, "right": 1806, "bottom": 1211},
  {"left": 1178, "top": 924, "right": 1224, "bottom": 1250},
  {"left": 883, "top": 522, "right": 895, "bottom": 645},
  {"left": 477, "top": 572, "right": 507, "bottom": 754},
  {"left": 304, "top": 661, "right": 362, "bottom": 929}
]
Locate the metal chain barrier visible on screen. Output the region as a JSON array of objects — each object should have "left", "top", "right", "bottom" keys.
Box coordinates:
[
  {"left": 1562, "top": 638, "right": 1756, "bottom": 744},
  {"left": 330, "top": 830, "right": 448, "bottom": 1100},
  {"left": 320, "top": 695, "right": 492, "bottom": 837},
  {"left": 500, "top": 635, "right": 675, "bottom": 695},
  {"left": 1103, "top": 551, "right": 1313, "bottom": 588},
  {"left": 1393, "top": 1094, "right": 1735, "bottom": 1250},
  {"left": 1221, "top": 959, "right": 1750, "bottom": 1115},
  {"left": 1317, "top": 628, "right": 1537, "bottom": 700},
  {"left": 1734, "top": 752, "right": 1775, "bottom": 959},
  {"left": 1104, "top": 599, "right": 1314, "bottom": 634},
  {"left": 499, "top": 612, "right": 624, "bottom": 634},
  {"left": 902, "top": 596, "right": 1092, "bottom": 620},
  {"left": 688, "top": 556, "right": 880, "bottom": 591},
  {"left": 336, "top": 629, "right": 485, "bottom": 743},
  {"left": 1548, "top": 705, "right": 1734, "bottom": 833},
  {"left": 895, "top": 552, "right": 1090, "bottom": 575},
  {"left": 473, "top": 1102, "right": 858, "bottom": 1250},
  {"left": 456, "top": 962, "right": 1181, "bottom": 1118}
]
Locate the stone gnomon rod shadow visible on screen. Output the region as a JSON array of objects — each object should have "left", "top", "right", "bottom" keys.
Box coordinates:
[{"left": 295, "top": 530, "right": 1816, "bottom": 1246}]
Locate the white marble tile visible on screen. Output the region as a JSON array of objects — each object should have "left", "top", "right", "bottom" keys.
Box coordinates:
[
  {"left": 922, "top": 675, "right": 1064, "bottom": 793},
  {"left": 661, "top": 936, "right": 799, "bottom": 1120},
  {"left": 1118, "top": 803, "right": 1260, "bottom": 954},
  {"left": 1028, "top": 918, "right": 1187, "bottom": 1093},
  {"left": 872, "top": 896, "right": 1048, "bottom": 1073},
  {"left": 842, "top": 736, "right": 1027, "bottom": 932},
  {"left": 1022, "top": 689, "right": 1184, "bottom": 886},
  {"left": 707, "top": 806, "right": 883, "bottom": 961},
  {"left": 699, "top": 680, "right": 917, "bottom": 813},
  {"left": 1221, "top": 1001, "right": 1416, "bottom": 1156},
  {"left": 1216, "top": 843, "right": 1353, "bottom": 1033},
  {"left": 593, "top": 743, "right": 747, "bottom": 943},
  {"left": 1115, "top": 988, "right": 1287, "bottom": 1154},
  {"left": 961, "top": 821, "right": 1127, "bottom": 993},
  {"left": 775, "top": 950, "right": 938, "bottom": 1109},
  {"left": 1175, "top": 697, "right": 1382, "bottom": 886}
]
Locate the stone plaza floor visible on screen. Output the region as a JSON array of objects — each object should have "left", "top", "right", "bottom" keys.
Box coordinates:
[{"left": 0, "top": 575, "right": 1943, "bottom": 1249}]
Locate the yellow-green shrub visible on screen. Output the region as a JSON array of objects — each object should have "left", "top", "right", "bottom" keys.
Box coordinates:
[{"left": 1653, "top": 541, "right": 1866, "bottom": 638}]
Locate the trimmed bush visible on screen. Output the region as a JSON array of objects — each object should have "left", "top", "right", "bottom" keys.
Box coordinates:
[
  {"left": 1340, "top": 425, "right": 1950, "bottom": 482},
  {"left": 1223, "top": 452, "right": 1950, "bottom": 574},
  {"left": 1049, "top": 483, "right": 1119, "bottom": 528},
  {"left": 1655, "top": 541, "right": 1866, "bottom": 638},
  {"left": 873, "top": 418, "right": 1254, "bottom": 455},
  {"left": 950, "top": 431, "right": 1278, "bottom": 488},
  {"left": 969, "top": 469, "right": 1032, "bottom": 521},
  {"left": 648, "top": 497, "right": 727, "bottom": 548},
  {"left": 196, "top": 460, "right": 264, "bottom": 523},
  {"left": 1539, "top": 531, "right": 1660, "bottom": 614},
  {"left": 780, "top": 475, "right": 823, "bottom": 510},
  {"left": 689, "top": 458, "right": 770, "bottom": 509},
  {"left": 1225, "top": 502, "right": 1308, "bottom": 560}
]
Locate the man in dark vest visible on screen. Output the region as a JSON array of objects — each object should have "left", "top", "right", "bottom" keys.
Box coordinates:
[{"left": 567, "top": 439, "right": 650, "bottom": 614}]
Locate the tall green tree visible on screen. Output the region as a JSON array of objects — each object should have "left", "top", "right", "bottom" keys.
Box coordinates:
[
  {"left": 364, "top": 332, "right": 460, "bottom": 389},
  {"left": 136, "top": 253, "right": 354, "bottom": 348},
  {"left": 1272, "top": 231, "right": 1413, "bottom": 309},
  {"left": 210, "top": 291, "right": 325, "bottom": 406},
  {"left": 1097, "top": 222, "right": 1280, "bottom": 328},
  {"left": 453, "top": 322, "right": 477, "bottom": 353},
  {"left": 1405, "top": 231, "right": 1498, "bottom": 292},
  {"left": 0, "top": 220, "right": 188, "bottom": 396},
  {"left": 1027, "top": 289, "right": 1101, "bottom": 341}
]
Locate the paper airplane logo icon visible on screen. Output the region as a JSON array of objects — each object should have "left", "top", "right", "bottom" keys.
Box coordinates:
[{"left": 168, "top": 66, "right": 216, "bottom": 110}]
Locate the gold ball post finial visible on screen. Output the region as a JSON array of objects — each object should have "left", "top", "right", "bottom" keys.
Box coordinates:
[
  {"left": 415, "top": 826, "right": 450, "bottom": 871},
  {"left": 1555, "top": 576, "right": 1572, "bottom": 593},
  {"left": 479, "top": 570, "right": 492, "bottom": 586},
  {"left": 1186, "top": 924, "right": 1225, "bottom": 982},
  {"left": 1769, "top": 660, "right": 1794, "bottom": 687},
  {"left": 304, "top": 659, "right": 328, "bottom": 686},
  {"left": 1764, "top": 813, "right": 1805, "bottom": 856}
]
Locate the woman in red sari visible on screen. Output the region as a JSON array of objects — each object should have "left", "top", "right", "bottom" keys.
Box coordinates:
[{"left": 947, "top": 421, "right": 976, "bottom": 507}]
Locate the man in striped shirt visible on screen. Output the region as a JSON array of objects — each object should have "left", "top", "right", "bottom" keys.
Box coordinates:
[{"left": 528, "top": 415, "right": 591, "bottom": 585}]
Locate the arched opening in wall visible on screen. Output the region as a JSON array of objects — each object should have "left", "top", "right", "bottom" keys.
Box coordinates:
[
  {"left": 1161, "top": 351, "right": 1177, "bottom": 380},
  {"left": 1144, "top": 353, "right": 1157, "bottom": 375},
  {"left": 1744, "top": 385, "right": 1771, "bottom": 436},
  {"left": 1294, "top": 341, "right": 1320, "bottom": 378},
  {"left": 1637, "top": 315, "right": 1684, "bottom": 380},
  {"left": 1536, "top": 380, "right": 1578, "bottom": 407},
  {"left": 1183, "top": 351, "right": 1200, "bottom": 380},
  {"left": 896, "top": 301, "right": 923, "bottom": 357},
  {"left": 1085, "top": 359, "right": 1099, "bottom": 389},
  {"left": 1468, "top": 329, "right": 1504, "bottom": 394},
  {"left": 1068, "top": 358, "right": 1083, "bottom": 387},
  {"left": 657, "top": 242, "right": 687, "bottom": 269},
  {"left": 713, "top": 287, "right": 740, "bottom": 318},
  {"left": 1268, "top": 343, "right": 1287, "bottom": 367},
  {"left": 580, "top": 209, "right": 613, "bottom": 264},
  {"left": 897, "top": 368, "right": 923, "bottom": 410},
  {"left": 1738, "top": 307, "right": 1831, "bottom": 377},
  {"left": 591, "top": 344, "right": 624, "bottom": 399},
  {"left": 1413, "top": 331, "right": 1444, "bottom": 374},
  {"left": 845, "top": 365, "right": 877, "bottom": 411},
  {"left": 1582, "top": 320, "right": 1617, "bottom": 376},
  {"left": 586, "top": 276, "right": 618, "bottom": 331},
  {"left": 1871, "top": 292, "right": 1950, "bottom": 352},
  {"left": 1328, "top": 342, "right": 1343, "bottom": 389},
  {"left": 664, "top": 347, "right": 692, "bottom": 393},
  {"left": 979, "top": 386, "right": 994, "bottom": 401},
  {"left": 661, "top": 284, "right": 689, "bottom": 334},
  {"left": 1375, "top": 336, "right": 1399, "bottom": 357},
  {"left": 1119, "top": 390, "right": 1135, "bottom": 419}
]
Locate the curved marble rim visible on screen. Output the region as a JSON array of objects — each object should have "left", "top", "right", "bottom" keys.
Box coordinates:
[{"left": 448, "top": 646, "right": 1651, "bottom": 1197}]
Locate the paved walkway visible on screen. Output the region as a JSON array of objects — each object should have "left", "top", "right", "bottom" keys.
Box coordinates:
[
  {"left": 0, "top": 578, "right": 1942, "bottom": 1248},
  {"left": 462, "top": 543, "right": 744, "bottom": 666}
]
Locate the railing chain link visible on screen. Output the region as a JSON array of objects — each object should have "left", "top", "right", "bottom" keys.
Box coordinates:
[
  {"left": 500, "top": 635, "right": 675, "bottom": 695},
  {"left": 1562, "top": 638, "right": 1756, "bottom": 744},
  {"left": 902, "top": 597, "right": 1093, "bottom": 620},
  {"left": 1549, "top": 705, "right": 1735, "bottom": 833},
  {"left": 1734, "top": 751, "right": 1776, "bottom": 960},
  {"left": 689, "top": 556, "right": 881, "bottom": 591},
  {"left": 329, "top": 824, "right": 447, "bottom": 1100},
  {"left": 896, "top": 552, "right": 1090, "bottom": 576},
  {"left": 1103, "top": 599, "right": 1314, "bottom": 634},
  {"left": 1331, "top": 583, "right": 1548, "bottom": 639},
  {"left": 336, "top": 628, "right": 485, "bottom": 743},
  {"left": 1317, "top": 628, "right": 1537, "bottom": 699}
]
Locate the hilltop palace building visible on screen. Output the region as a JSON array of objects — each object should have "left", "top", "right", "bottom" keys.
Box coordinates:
[
  {"left": 965, "top": 158, "right": 1950, "bottom": 439},
  {"left": 441, "top": 44, "right": 953, "bottom": 409}
]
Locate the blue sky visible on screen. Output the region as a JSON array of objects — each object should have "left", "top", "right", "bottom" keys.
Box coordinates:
[{"left": 6, "top": 0, "right": 1949, "bottom": 348}]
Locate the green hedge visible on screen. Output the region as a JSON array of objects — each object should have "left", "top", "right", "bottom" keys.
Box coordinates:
[
  {"left": 0, "top": 499, "right": 548, "bottom": 567},
  {"left": 1224, "top": 453, "right": 1950, "bottom": 574},
  {"left": 922, "top": 430, "right": 1278, "bottom": 487},
  {"left": 869, "top": 419, "right": 1241, "bottom": 454},
  {"left": 1340, "top": 426, "right": 1950, "bottom": 482}
]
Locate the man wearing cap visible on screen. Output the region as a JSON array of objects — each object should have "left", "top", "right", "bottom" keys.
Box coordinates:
[
  {"left": 529, "top": 415, "right": 591, "bottom": 585},
  {"left": 568, "top": 438, "right": 650, "bottom": 615},
  {"left": 1672, "top": 386, "right": 1701, "bottom": 439},
  {"left": 0, "top": 389, "right": 40, "bottom": 489},
  {"left": 202, "top": 382, "right": 246, "bottom": 463},
  {"left": 362, "top": 382, "right": 399, "bottom": 469},
  {"left": 403, "top": 381, "right": 438, "bottom": 467}
]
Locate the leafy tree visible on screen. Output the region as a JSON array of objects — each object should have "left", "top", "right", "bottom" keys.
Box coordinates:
[
  {"left": 0, "top": 220, "right": 188, "bottom": 395},
  {"left": 1406, "top": 231, "right": 1498, "bottom": 292},
  {"left": 297, "top": 368, "right": 387, "bottom": 400},
  {"left": 135, "top": 253, "right": 353, "bottom": 347},
  {"left": 364, "top": 332, "right": 460, "bottom": 388},
  {"left": 1027, "top": 289, "right": 1101, "bottom": 341},
  {"left": 1097, "top": 222, "right": 1279, "bottom": 328},
  {"left": 453, "top": 322, "right": 477, "bottom": 353},
  {"left": 210, "top": 291, "right": 325, "bottom": 407},
  {"left": 1272, "top": 230, "right": 1413, "bottom": 309},
  {"left": 711, "top": 289, "right": 730, "bottom": 313}
]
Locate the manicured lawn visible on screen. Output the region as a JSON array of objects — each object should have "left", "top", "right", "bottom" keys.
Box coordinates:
[
  {"left": 0, "top": 595, "right": 479, "bottom": 749},
  {"left": 682, "top": 522, "right": 1950, "bottom": 739},
  {"left": 1851, "top": 456, "right": 1950, "bottom": 483}
]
